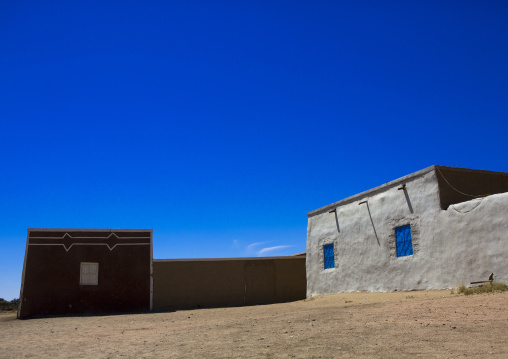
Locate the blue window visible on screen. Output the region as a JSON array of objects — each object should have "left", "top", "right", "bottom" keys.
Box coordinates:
[
  {"left": 395, "top": 224, "right": 413, "bottom": 257},
  {"left": 323, "top": 244, "right": 335, "bottom": 269}
]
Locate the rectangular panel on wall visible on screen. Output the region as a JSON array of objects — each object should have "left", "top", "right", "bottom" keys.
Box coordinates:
[{"left": 80, "top": 262, "right": 99, "bottom": 285}]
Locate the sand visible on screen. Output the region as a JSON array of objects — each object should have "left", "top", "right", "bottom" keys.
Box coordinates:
[{"left": 1, "top": 290, "right": 507, "bottom": 358}]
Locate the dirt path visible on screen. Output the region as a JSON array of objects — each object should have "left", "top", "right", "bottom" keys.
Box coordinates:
[{"left": 1, "top": 290, "right": 507, "bottom": 358}]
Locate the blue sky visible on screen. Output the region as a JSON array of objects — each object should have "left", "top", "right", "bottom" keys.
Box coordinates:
[{"left": 1, "top": 1, "right": 507, "bottom": 300}]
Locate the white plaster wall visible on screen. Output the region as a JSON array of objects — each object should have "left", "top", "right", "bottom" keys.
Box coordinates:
[
  {"left": 306, "top": 168, "right": 508, "bottom": 297},
  {"left": 431, "top": 192, "right": 508, "bottom": 287}
]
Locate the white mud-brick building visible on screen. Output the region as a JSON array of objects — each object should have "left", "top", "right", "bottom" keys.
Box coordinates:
[{"left": 306, "top": 165, "right": 508, "bottom": 297}]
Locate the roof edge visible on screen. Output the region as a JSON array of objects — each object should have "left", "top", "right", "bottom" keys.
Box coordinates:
[
  {"left": 27, "top": 228, "right": 153, "bottom": 232},
  {"left": 307, "top": 165, "right": 437, "bottom": 218},
  {"left": 154, "top": 255, "right": 306, "bottom": 262}
]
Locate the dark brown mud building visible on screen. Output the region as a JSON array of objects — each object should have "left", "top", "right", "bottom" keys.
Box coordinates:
[{"left": 18, "top": 229, "right": 153, "bottom": 318}]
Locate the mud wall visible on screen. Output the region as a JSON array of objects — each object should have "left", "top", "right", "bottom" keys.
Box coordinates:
[
  {"left": 153, "top": 256, "right": 306, "bottom": 311},
  {"left": 18, "top": 229, "right": 152, "bottom": 318}
]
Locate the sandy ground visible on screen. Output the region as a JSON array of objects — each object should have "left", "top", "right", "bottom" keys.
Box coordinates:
[{"left": 1, "top": 290, "right": 508, "bottom": 358}]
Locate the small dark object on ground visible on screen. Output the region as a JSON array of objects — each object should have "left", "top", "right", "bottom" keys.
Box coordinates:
[{"left": 470, "top": 273, "right": 494, "bottom": 285}]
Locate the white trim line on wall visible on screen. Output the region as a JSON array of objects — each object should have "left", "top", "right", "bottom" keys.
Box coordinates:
[
  {"left": 29, "top": 232, "right": 150, "bottom": 240},
  {"left": 28, "top": 243, "right": 151, "bottom": 252}
]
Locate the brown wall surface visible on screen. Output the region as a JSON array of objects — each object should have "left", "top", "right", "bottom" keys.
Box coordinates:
[
  {"left": 436, "top": 166, "right": 508, "bottom": 209},
  {"left": 19, "top": 229, "right": 152, "bottom": 318},
  {"left": 152, "top": 257, "right": 306, "bottom": 311}
]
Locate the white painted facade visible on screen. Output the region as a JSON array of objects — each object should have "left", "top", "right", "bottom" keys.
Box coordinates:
[{"left": 306, "top": 165, "right": 508, "bottom": 297}]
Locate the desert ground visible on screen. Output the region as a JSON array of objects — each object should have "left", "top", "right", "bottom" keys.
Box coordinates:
[{"left": 1, "top": 290, "right": 507, "bottom": 358}]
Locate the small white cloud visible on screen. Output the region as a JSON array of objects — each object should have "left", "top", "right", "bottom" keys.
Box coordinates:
[
  {"left": 257, "top": 245, "right": 294, "bottom": 256},
  {"left": 246, "top": 241, "right": 271, "bottom": 252},
  {"left": 232, "top": 240, "right": 240, "bottom": 249}
]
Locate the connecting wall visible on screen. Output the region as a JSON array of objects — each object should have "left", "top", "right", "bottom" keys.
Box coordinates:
[{"left": 153, "top": 256, "right": 306, "bottom": 311}]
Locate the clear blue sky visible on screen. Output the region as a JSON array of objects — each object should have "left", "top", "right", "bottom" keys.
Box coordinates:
[{"left": 1, "top": 1, "right": 507, "bottom": 300}]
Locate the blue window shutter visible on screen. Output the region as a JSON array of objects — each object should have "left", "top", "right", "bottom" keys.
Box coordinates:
[
  {"left": 323, "top": 244, "right": 335, "bottom": 269},
  {"left": 395, "top": 225, "right": 413, "bottom": 257}
]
